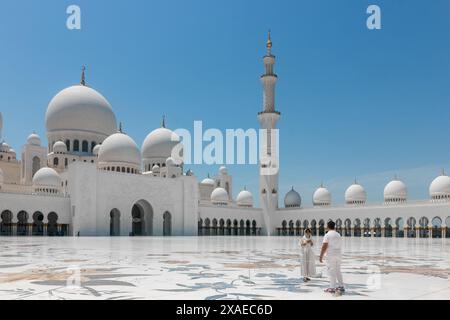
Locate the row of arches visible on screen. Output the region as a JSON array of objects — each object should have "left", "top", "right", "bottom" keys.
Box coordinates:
[
  {"left": 145, "top": 162, "right": 167, "bottom": 172},
  {"left": 277, "top": 216, "right": 450, "bottom": 238},
  {"left": 198, "top": 218, "right": 261, "bottom": 236},
  {"left": 0, "top": 210, "right": 68, "bottom": 236},
  {"left": 49, "top": 140, "right": 98, "bottom": 153},
  {"left": 109, "top": 201, "right": 172, "bottom": 236},
  {"left": 101, "top": 166, "right": 139, "bottom": 174},
  {"left": 0, "top": 154, "right": 15, "bottom": 162}
]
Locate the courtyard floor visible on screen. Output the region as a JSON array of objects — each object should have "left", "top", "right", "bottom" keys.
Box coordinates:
[{"left": 0, "top": 237, "right": 448, "bottom": 300}]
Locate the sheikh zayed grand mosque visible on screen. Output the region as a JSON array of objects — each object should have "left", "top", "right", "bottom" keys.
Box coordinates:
[{"left": 0, "top": 35, "right": 450, "bottom": 239}]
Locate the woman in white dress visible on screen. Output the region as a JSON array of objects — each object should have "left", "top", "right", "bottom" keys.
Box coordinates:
[{"left": 299, "top": 228, "right": 316, "bottom": 282}]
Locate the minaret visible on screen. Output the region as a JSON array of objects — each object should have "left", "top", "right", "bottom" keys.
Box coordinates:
[
  {"left": 0, "top": 111, "right": 3, "bottom": 141},
  {"left": 258, "top": 31, "right": 281, "bottom": 236}
]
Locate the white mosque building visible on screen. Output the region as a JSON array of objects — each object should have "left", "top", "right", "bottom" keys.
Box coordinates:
[{"left": 0, "top": 35, "right": 449, "bottom": 239}]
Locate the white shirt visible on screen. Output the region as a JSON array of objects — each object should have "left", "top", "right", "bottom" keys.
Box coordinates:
[{"left": 323, "top": 230, "right": 342, "bottom": 258}]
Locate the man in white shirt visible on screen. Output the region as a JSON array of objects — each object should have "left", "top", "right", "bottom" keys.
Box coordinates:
[{"left": 320, "top": 220, "right": 345, "bottom": 293}]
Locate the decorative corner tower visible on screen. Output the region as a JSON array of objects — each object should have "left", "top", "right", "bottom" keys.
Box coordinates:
[{"left": 258, "top": 31, "right": 280, "bottom": 236}]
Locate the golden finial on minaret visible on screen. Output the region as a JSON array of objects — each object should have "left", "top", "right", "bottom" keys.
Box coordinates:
[
  {"left": 81, "top": 65, "right": 86, "bottom": 86},
  {"left": 266, "top": 29, "right": 272, "bottom": 51}
]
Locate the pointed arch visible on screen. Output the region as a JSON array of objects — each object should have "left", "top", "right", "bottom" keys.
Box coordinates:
[
  {"left": 131, "top": 200, "right": 153, "bottom": 236},
  {"left": 32, "top": 211, "right": 44, "bottom": 236},
  {"left": 0, "top": 210, "right": 12, "bottom": 236}
]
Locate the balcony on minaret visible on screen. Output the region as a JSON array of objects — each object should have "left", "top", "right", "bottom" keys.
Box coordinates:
[{"left": 258, "top": 110, "right": 281, "bottom": 115}]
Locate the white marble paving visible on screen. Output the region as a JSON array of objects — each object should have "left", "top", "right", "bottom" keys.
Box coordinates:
[{"left": 0, "top": 237, "right": 448, "bottom": 300}]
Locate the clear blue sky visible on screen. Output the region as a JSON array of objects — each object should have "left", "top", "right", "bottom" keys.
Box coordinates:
[{"left": 1, "top": 0, "right": 450, "bottom": 206}]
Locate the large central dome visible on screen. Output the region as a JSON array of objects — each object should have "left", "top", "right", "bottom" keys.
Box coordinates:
[{"left": 45, "top": 85, "right": 117, "bottom": 136}]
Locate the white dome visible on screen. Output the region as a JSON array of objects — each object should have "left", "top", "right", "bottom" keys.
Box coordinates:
[
  {"left": 92, "top": 144, "right": 101, "bottom": 156},
  {"left": 27, "top": 133, "right": 41, "bottom": 146},
  {"left": 219, "top": 166, "right": 228, "bottom": 175},
  {"left": 0, "top": 142, "right": 10, "bottom": 153},
  {"left": 345, "top": 183, "right": 367, "bottom": 204},
  {"left": 284, "top": 187, "right": 301, "bottom": 208},
  {"left": 98, "top": 132, "right": 141, "bottom": 166},
  {"left": 237, "top": 189, "right": 253, "bottom": 207},
  {"left": 46, "top": 85, "right": 117, "bottom": 137},
  {"left": 211, "top": 187, "right": 229, "bottom": 203},
  {"left": 429, "top": 174, "right": 450, "bottom": 199},
  {"left": 32, "top": 167, "right": 61, "bottom": 188},
  {"left": 201, "top": 177, "right": 215, "bottom": 185},
  {"left": 53, "top": 141, "right": 67, "bottom": 154},
  {"left": 313, "top": 186, "right": 331, "bottom": 206},
  {"left": 152, "top": 164, "right": 160, "bottom": 172},
  {"left": 142, "top": 127, "right": 182, "bottom": 161},
  {"left": 166, "top": 157, "right": 176, "bottom": 167},
  {"left": 384, "top": 179, "right": 407, "bottom": 202}
]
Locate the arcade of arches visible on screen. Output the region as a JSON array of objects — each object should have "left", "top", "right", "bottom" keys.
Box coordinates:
[
  {"left": 198, "top": 218, "right": 261, "bottom": 236},
  {"left": 0, "top": 210, "right": 68, "bottom": 236},
  {"left": 276, "top": 216, "right": 450, "bottom": 238}
]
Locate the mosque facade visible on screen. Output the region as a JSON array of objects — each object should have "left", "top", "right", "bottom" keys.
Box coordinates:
[{"left": 1, "top": 35, "right": 450, "bottom": 238}]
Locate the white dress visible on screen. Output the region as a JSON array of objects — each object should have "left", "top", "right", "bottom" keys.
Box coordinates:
[{"left": 299, "top": 235, "right": 316, "bottom": 278}]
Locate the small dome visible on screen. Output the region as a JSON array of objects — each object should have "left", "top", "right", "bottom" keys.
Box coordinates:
[
  {"left": 313, "top": 185, "right": 331, "bottom": 206},
  {"left": 0, "top": 142, "right": 10, "bottom": 153},
  {"left": 98, "top": 132, "right": 141, "bottom": 166},
  {"left": 384, "top": 179, "right": 407, "bottom": 202},
  {"left": 46, "top": 85, "right": 117, "bottom": 137},
  {"left": 429, "top": 172, "right": 450, "bottom": 200},
  {"left": 201, "top": 175, "right": 215, "bottom": 186},
  {"left": 142, "top": 127, "right": 182, "bottom": 161},
  {"left": 32, "top": 167, "right": 61, "bottom": 188},
  {"left": 152, "top": 164, "right": 160, "bottom": 172},
  {"left": 186, "top": 169, "right": 194, "bottom": 176},
  {"left": 92, "top": 144, "right": 101, "bottom": 156},
  {"left": 53, "top": 141, "right": 67, "bottom": 154},
  {"left": 345, "top": 182, "right": 366, "bottom": 204},
  {"left": 219, "top": 166, "right": 228, "bottom": 175},
  {"left": 284, "top": 187, "right": 301, "bottom": 208},
  {"left": 166, "top": 157, "right": 176, "bottom": 167},
  {"left": 237, "top": 189, "right": 253, "bottom": 207},
  {"left": 211, "top": 187, "right": 229, "bottom": 203},
  {"left": 27, "top": 133, "right": 41, "bottom": 146}
]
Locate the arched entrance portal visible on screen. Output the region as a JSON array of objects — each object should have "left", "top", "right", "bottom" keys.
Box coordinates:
[
  {"left": 131, "top": 200, "right": 153, "bottom": 236},
  {"left": 163, "top": 211, "right": 172, "bottom": 236},
  {"left": 110, "top": 209, "right": 121, "bottom": 236}
]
